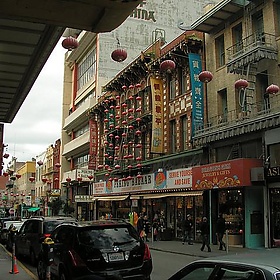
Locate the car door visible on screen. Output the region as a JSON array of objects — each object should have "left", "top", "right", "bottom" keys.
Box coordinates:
[
  {"left": 16, "top": 220, "right": 32, "bottom": 256},
  {"left": 51, "top": 226, "right": 75, "bottom": 278}
]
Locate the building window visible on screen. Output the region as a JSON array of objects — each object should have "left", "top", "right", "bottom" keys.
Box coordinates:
[
  {"left": 74, "top": 154, "right": 89, "bottom": 169},
  {"left": 232, "top": 23, "right": 243, "bottom": 55},
  {"left": 178, "top": 67, "right": 187, "bottom": 95},
  {"left": 180, "top": 115, "right": 188, "bottom": 151},
  {"left": 77, "top": 47, "right": 97, "bottom": 90},
  {"left": 218, "top": 89, "right": 228, "bottom": 123},
  {"left": 170, "top": 119, "right": 176, "bottom": 153},
  {"left": 268, "top": 144, "right": 280, "bottom": 167},
  {"left": 168, "top": 74, "right": 176, "bottom": 100},
  {"left": 276, "top": 2, "right": 280, "bottom": 36},
  {"left": 215, "top": 35, "right": 225, "bottom": 68},
  {"left": 75, "top": 124, "right": 89, "bottom": 138}
]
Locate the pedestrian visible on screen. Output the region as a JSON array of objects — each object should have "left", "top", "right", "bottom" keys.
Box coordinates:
[
  {"left": 216, "top": 213, "right": 226, "bottom": 250},
  {"left": 200, "top": 216, "right": 211, "bottom": 252},
  {"left": 182, "top": 214, "right": 193, "bottom": 245},
  {"left": 152, "top": 218, "right": 159, "bottom": 241},
  {"left": 137, "top": 213, "right": 144, "bottom": 237},
  {"left": 143, "top": 215, "right": 150, "bottom": 242}
]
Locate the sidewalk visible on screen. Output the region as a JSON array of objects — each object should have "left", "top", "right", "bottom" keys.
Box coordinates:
[
  {"left": 148, "top": 239, "right": 256, "bottom": 258},
  {"left": 0, "top": 244, "right": 37, "bottom": 280}
]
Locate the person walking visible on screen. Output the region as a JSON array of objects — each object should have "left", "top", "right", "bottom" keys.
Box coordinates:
[
  {"left": 200, "top": 216, "right": 211, "bottom": 252},
  {"left": 182, "top": 214, "right": 193, "bottom": 245},
  {"left": 143, "top": 215, "right": 150, "bottom": 242},
  {"left": 137, "top": 213, "right": 144, "bottom": 237},
  {"left": 216, "top": 213, "right": 226, "bottom": 250}
]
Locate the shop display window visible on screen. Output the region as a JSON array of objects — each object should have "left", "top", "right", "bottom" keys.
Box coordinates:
[{"left": 219, "top": 189, "right": 243, "bottom": 245}]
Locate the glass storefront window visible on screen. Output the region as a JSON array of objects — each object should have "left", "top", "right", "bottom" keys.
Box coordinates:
[
  {"left": 219, "top": 189, "right": 243, "bottom": 245},
  {"left": 270, "top": 188, "right": 280, "bottom": 247}
]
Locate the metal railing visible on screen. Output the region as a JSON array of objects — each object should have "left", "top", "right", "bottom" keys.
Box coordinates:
[
  {"left": 194, "top": 97, "right": 280, "bottom": 136},
  {"left": 227, "top": 32, "right": 277, "bottom": 61}
]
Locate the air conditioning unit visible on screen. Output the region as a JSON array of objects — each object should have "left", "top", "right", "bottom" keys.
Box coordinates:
[{"left": 251, "top": 167, "right": 264, "bottom": 182}]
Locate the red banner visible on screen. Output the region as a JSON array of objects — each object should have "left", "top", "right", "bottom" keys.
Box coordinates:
[
  {"left": 192, "top": 158, "right": 263, "bottom": 190},
  {"left": 88, "top": 119, "right": 98, "bottom": 170}
]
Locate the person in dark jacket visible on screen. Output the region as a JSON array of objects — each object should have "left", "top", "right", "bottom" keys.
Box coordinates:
[
  {"left": 216, "top": 213, "right": 226, "bottom": 250},
  {"left": 200, "top": 216, "right": 211, "bottom": 252},
  {"left": 182, "top": 214, "right": 193, "bottom": 245}
]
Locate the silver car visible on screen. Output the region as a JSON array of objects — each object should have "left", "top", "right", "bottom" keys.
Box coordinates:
[{"left": 168, "top": 249, "right": 280, "bottom": 280}]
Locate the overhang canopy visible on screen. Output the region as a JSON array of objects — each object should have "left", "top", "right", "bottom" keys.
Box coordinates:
[
  {"left": 130, "top": 191, "right": 203, "bottom": 200},
  {"left": 188, "top": 0, "right": 249, "bottom": 34},
  {"left": 0, "top": 0, "right": 142, "bottom": 123},
  {"left": 94, "top": 195, "right": 129, "bottom": 201}
]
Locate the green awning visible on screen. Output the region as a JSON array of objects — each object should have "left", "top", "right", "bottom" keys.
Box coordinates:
[{"left": 27, "top": 207, "right": 40, "bottom": 212}]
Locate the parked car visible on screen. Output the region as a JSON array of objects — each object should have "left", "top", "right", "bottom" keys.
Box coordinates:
[
  {"left": 0, "top": 217, "right": 22, "bottom": 244},
  {"left": 168, "top": 249, "right": 280, "bottom": 280},
  {"left": 0, "top": 220, "right": 24, "bottom": 245},
  {"left": 37, "top": 219, "right": 153, "bottom": 280},
  {"left": 5, "top": 221, "right": 25, "bottom": 251},
  {"left": 15, "top": 216, "right": 77, "bottom": 266}
]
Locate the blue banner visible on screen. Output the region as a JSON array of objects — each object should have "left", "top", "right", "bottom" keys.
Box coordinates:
[{"left": 188, "top": 53, "right": 204, "bottom": 136}]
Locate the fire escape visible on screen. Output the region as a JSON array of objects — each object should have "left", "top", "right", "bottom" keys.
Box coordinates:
[{"left": 192, "top": 5, "right": 279, "bottom": 147}]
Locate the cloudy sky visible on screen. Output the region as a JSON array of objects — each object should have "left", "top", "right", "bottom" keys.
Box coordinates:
[{"left": 3, "top": 38, "right": 66, "bottom": 165}]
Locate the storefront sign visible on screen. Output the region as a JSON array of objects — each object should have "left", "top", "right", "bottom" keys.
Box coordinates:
[
  {"left": 75, "top": 195, "right": 92, "bottom": 202},
  {"left": 93, "top": 181, "right": 106, "bottom": 194},
  {"left": 88, "top": 119, "right": 98, "bottom": 170},
  {"left": 76, "top": 169, "right": 95, "bottom": 181},
  {"left": 167, "top": 168, "right": 192, "bottom": 189},
  {"left": 192, "top": 158, "right": 263, "bottom": 190},
  {"left": 266, "top": 166, "right": 280, "bottom": 181}
]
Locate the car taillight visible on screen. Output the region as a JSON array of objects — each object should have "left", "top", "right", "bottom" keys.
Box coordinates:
[
  {"left": 43, "top": 233, "right": 51, "bottom": 238},
  {"left": 143, "top": 244, "right": 151, "bottom": 261},
  {"left": 68, "top": 249, "right": 87, "bottom": 267}
]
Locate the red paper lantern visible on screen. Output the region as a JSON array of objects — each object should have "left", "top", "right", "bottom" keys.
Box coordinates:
[
  {"left": 266, "top": 84, "right": 279, "bottom": 95},
  {"left": 29, "top": 176, "right": 35, "bottom": 182},
  {"left": 37, "top": 160, "right": 43, "bottom": 166},
  {"left": 160, "top": 59, "right": 176, "bottom": 72},
  {"left": 66, "top": 177, "right": 72, "bottom": 183},
  {"left": 3, "top": 153, "right": 9, "bottom": 159},
  {"left": 88, "top": 175, "right": 94, "bottom": 180},
  {"left": 16, "top": 174, "right": 21, "bottom": 179},
  {"left": 42, "top": 177, "right": 48, "bottom": 183},
  {"left": 62, "top": 36, "right": 79, "bottom": 51},
  {"left": 77, "top": 177, "right": 82, "bottom": 182},
  {"left": 55, "top": 163, "right": 61, "bottom": 168},
  {"left": 115, "top": 164, "right": 121, "bottom": 169},
  {"left": 235, "top": 79, "right": 249, "bottom": 90},
  {"left": 122, "top": 85, "right": 127, "bottom": 91},
  {"left": 111, "top": 49, "right": 127, "bottom": 62},
  {"left": 3, "top": 172, "right": 9, "bottom": 177},
  {"left": 198, "top": 71, "right": 213, "bottom": 83}
]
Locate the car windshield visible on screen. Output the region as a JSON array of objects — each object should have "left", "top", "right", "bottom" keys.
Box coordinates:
[
  {"left": 77, "top": 225, "right": 139, "bottom": 248},
  {"left": 44, "top": 221, "right": 65, "bottom": 233}
]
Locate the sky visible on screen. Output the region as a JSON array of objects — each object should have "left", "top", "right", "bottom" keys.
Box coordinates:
[{"left": 3, "top": 38, "right": 66, "bottom": 165}]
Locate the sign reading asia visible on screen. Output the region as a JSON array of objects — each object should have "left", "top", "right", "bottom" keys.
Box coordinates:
[{"left": 192, "top": 158, "right": 263, "bottom": 190}]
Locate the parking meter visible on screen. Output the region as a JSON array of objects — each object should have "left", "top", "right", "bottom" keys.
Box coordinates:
[{"left": 42, "top": 237, "right": 54, "bottom": 265}]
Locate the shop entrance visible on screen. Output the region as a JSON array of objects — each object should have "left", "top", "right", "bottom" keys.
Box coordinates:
[{"left": 270, "top": 188, "right": 280, "bottom": 247}]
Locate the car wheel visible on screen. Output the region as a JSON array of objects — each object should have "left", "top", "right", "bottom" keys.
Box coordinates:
[
  {"left": 37, "top": 258, "right": 46, "bottom": 280},
  {"left": 30, "top": 249, "right": 37, "bottom": 266}
]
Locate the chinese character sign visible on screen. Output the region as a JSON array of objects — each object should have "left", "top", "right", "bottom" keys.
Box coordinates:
[
  {"left": 188, "top": 53, "right": 204, "bottom": 136},
  {"left": 150, "top": 77, "right": 164, "bottom": 154}
]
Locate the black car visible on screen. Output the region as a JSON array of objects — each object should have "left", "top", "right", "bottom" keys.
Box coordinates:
[
  {"left": 15, "top": 216, "right": 77, "bottom": 265},
  {"left": 37, "top": 219, "right": 153, "bottom": 280},
  {"left": 168, "top": 249, "right": 280, "bottom": 280}
]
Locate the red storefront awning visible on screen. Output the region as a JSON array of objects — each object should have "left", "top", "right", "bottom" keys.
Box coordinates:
[{"left": 192, "top": 158, "right": 263, "bottom": 190}]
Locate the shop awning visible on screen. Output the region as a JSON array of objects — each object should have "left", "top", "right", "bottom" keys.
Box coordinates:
[
  {"left": 94, "top": 195, "right": 129, "bottom": 201},
  {"left": 130, "top": 191, "right": 203, "bottom": 200},
  {"left": 27, "top": 207, "right": 40, "bottom": 212}
]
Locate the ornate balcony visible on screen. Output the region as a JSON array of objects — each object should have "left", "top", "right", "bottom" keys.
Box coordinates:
[{"left": 227, "top": 33, "right": 278, "bottom": 73}]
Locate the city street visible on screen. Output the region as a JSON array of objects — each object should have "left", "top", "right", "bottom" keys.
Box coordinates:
[{"left": 151, "top": 249, "right": 199, "bottom": 280}]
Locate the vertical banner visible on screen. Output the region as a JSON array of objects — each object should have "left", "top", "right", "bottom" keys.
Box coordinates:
[
  {"left": 150, "top": 77, "right": 164, "bottom": 154},
  {"left": 88, "top": 119, "right": 98, "bottom": 170},
  {"left": 188, "top": 53, "right": 204, "bottom": 136}
]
